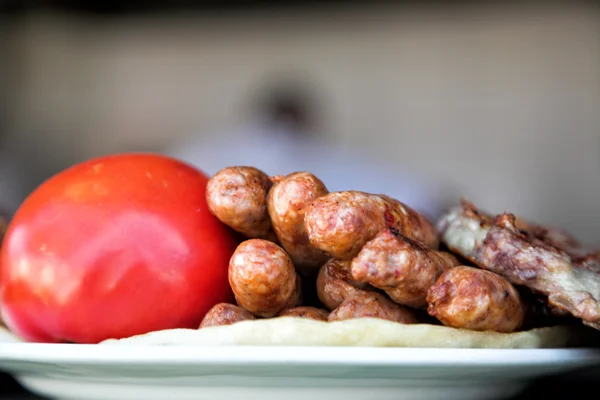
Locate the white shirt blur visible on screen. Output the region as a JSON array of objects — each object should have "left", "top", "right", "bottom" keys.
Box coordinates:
[{"left": 166, "top": 120, "right": 451, "bottom": 221}]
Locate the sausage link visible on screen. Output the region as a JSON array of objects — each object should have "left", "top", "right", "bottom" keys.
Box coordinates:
[
  {"left": 206, "top": 166, "right": 274, "bottom": 239},
  {"left": 316, "top": 259, "right": 375, "bottom": 311},
  {"left": 437, "top": 252, "right": 461, "bottom": 271},
  {"left": 286, "top": 274, "right": 304, "bottom": 308},
  {"left": 426, "top": 266, "right": 525, "bottom": 333},
  {"left": 278, "top": 306, "right": 329, "bottom": 321},
  {"left": 228, "top": 239, "right": 301, "bottom": 317},
  {"left": 267, "top": 172, "right": 329, "bottom": 275},
  {"left": 351, "top": 229, "right": 459, "bottom": 308},
  {"left": 305, "top": 191, "right": 438, "bottom": 260},
  {"left": 199, "top": 303, "right": 255, "bottom": 328},
  {"left": 328, "top": 292, "right": 418, "bottom": 324}
]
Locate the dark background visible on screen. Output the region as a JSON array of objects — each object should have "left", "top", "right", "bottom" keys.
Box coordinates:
[{"left": 1, "top": 0, "right": 597, "bottom": 15}]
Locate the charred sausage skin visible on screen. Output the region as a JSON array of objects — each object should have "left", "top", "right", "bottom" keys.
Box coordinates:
[
  {"left": 351, "top": 229, "right": 459, "bottom": 308},
  {"left": 316, "top": 258, "right": 375, "bottom": 311},
  {"left": 305, "top": 191, "right": 438, "bottom": 260},
  {"left": 426, "top": 265, "right": 525, "bottom": 333},
  {"left": 199, "top": 303, "right": 255, "bottom": 328},
  {"left": 228, "top": 239, "right": 301, "bottom": 317},
  {"left": 267, "top": 171, "right": 329, "bottom": 275},
  {"left": 278, "top": 306, "right": 329, "bottom": 321},
  {"left": 328, "top": 292, "right": 419, "bottom": 324},
  {"left": 206, "top": 166, "right": 275, "bottom": 239}
]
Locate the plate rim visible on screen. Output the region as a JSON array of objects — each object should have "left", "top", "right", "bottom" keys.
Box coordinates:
[{"left": 2, "top": 343, "right": 600, "bottom": 367}]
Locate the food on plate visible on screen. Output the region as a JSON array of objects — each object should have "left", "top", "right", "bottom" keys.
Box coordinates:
[
  {"left": 518, "top": 287, "right": 573, "bottom": 330},
  {"left": 437, "top": 199, "right": 600, "bottom": 330},
  {"left": 351, "top": 228, "right": 459, "bottom": 308},
  {"left": 101, "top": 317, "right": 586, "bottom": 348},
  {"left": 328, "top": 292, "right": 419, "bottom": 324},
  {"left": 278, "top": 306, "right": 329, "bottom": 321},
  {"left": 0, "top": 153, "right": 238, "bottom": 344},
  {"left": 426, "top": 266, "right": 525, "bottom": 333},
  {"left": 228, "top": 239, "right": 302, "bottom": 317},
  {"left": 266, "top": 171, "right": 329, "bottom": 275},
  {"left": 530, "top": 225, "right": 583, "bottom": 254},
  {"left": 304, "top": 191, "right": 439, "bottom": 260},
  {"left": 528, "top": 225, "right": 600, "bottom": 273},
  {"left": 316, "top": 258, "right": 375, "bottom": 310},
  {"left": 469, "top": 204, "right": 593, "bottom": 263},
  {"left": 206, "top": 166, "right": 276, "bottom": 240},
  {"left": 2, "top": 158, "right": 599, "bottom": 349},
  {"left": 199, "top": 303, "right": 255, "bottom": 328}
]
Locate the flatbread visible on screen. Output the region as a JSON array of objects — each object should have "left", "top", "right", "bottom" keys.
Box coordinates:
[{"left": 100, "top": 317, "right": 596, "bottom": 348}]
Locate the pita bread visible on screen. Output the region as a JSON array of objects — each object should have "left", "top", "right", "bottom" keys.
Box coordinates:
[{"left": 100, "top": 317, "right": 597, "bottom": 348}]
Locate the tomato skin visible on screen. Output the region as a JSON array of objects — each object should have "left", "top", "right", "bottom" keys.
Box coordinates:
[{"left": 0, "top": 153, "right": 237, "bottom": 343}]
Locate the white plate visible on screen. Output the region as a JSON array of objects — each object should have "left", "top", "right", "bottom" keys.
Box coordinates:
[{"left": 1, "top": 341, "right": 600, "bottom": 400}]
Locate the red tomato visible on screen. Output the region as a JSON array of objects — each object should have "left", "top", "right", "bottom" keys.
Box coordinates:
[{"left": 0, "top": 153, "right": 237, "bottom": 343}]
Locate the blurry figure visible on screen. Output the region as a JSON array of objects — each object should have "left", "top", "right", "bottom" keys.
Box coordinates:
[{"left": 166, "top": 83, "right": 452, "bottom": 220}]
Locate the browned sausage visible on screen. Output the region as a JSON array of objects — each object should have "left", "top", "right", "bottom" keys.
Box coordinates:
[
  {"left": 426, "top": 266, "right": 525, "bottom": 333},
  {"left": 206, "top": 166, "right": 275, "bottom": 239},
  {"left": 199, "top": 303, "right": 255, "bottom": 328},
  {"left": 351, "top": 229, "right": 459, "bottom": 308},
  {"left": 287, "top": 274, "right": 304, "bottom": 309},
  {"left": 228, "top": 239, "right": 301, "bottom": 317},
  {"left": 316, "top": 259, "right": 375, "bottom": 311},
  {"left": 267, "top": 172, "right": 329, "bottom": 275},
  {"left": 304, "top": 191, "right": 438, "bottom": 260},
  {"left": 328, "top": 292, "right": 418, "bottom": 324},
  {"left": 278, "top": 306, "right": 329, "bottom": 321}
]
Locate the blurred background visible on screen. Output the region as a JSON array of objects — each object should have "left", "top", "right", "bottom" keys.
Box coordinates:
[
  {"left": 0, "top": 1, "right": 599, "bottom": 398},
  {"left": 0, "top": 0, "right": 599, "bottom": 239}
]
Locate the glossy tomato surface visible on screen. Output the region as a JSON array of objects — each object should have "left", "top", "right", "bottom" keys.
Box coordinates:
[{"left": 0, "top": 153, "right": 237, "bottom": 343}]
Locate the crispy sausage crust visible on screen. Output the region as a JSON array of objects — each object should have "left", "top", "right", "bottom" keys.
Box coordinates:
[
  {"left": 206, "top": 166, "right": 274, "bottom": 239},
  {"left": 316, "top": 259, "right": 375, "bottom": 311},
  {"left": 328, "top": 292, "right": 418, "bottom": 324},
  {"left": 426, "top": 266, "right": 525, "bottom": 333},
  {"left": 199, "top": 303, "right": 255, "bottom": 328},
  {"left": 228, "top": 239, "right": 300, "bottom": 317},
  {"left": 278, "top": 306, "right": 330, "bottom": 321},
  {"left": 267, "top": 172, "right": 329, "bottom": 275},
  {"left": 305, "top": 191, "right": 438, "bottom": 260},
  {"left": 351, "top": 229, "right": 459, "bottom": 308},
  {"left": 437, "top": 199, "right": 600, "bottom": 330}
]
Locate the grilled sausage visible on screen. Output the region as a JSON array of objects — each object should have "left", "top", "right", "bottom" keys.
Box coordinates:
[
  {"left": 426, "top": 266, "right": 525, "bottom": 333},
  {"left": 316, "top": 259, "right": 375, "bottom": 311},
  {"left": 206, "top": 166, "right": 275, "bottom": 240},
  {"left": 199, "top": 303, "right": 255, "bottom": 328},
  {"left": 305, "top": 191, "right": 438, "bottom": 260},
  {"left": 351, "top": 229, "right": 459, "bottom": 308},
  {"left": 228, "top": 239, "right": 301, "bottom": 317},
  {"left": 328, "top": 292, "right": 418, "bottom": 324},
  {"left": 267, "top": 172, "right": 329, "bottom": 275},
  {"left": 278, "top": 306, "right": 329, "bottom": 321}
]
